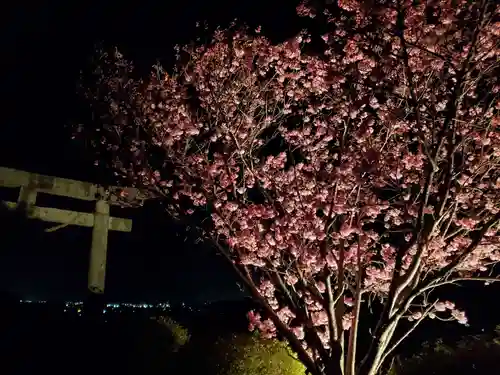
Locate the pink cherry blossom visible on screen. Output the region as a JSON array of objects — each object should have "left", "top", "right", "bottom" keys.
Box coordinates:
[{"left": 77, "top": 1, "right": 500, "bottom": 374}]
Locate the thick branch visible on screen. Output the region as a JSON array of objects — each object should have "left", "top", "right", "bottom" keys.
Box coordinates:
[{"left": 325, "top": 275, "right": 339, "bottom": 342}]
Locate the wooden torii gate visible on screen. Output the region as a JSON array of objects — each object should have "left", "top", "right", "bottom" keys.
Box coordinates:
[{"left": 0, "top": 166, "right": 146, "bottom": 295}]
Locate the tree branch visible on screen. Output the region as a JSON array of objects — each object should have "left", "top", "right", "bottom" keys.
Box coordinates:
[
  {"left": 377, "top": 302, "right": 437, "bottom": 373},
  {"left": 436, "top": 212, "right": 500, "bottom": 278}
]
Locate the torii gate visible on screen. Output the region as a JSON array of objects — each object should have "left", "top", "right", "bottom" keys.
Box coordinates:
[{"left": 0, "top": 166, "right": 147, "bottom": 295}]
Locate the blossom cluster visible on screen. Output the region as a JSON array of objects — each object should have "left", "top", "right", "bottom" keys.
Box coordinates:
[{"left": 78, "top": 0, "right": 500, "bottom": 360}]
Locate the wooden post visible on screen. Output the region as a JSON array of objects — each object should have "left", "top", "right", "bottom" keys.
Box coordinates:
[{"left": 88, "top": 199, "right": 110, "bottom": 294}]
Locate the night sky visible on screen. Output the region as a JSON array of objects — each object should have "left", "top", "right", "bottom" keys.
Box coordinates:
[{"left": 0, "top": 0, "right": 302, "bottom": 303}]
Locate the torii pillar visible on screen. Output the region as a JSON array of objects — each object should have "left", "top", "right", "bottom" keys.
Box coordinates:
[{"left": 86, "top": 198, "right": 111, "bottom": 321}]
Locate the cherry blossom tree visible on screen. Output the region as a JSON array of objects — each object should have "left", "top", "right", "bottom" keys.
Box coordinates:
[{"left": 74, "top": 0, "right": 500, "bottom": 374}]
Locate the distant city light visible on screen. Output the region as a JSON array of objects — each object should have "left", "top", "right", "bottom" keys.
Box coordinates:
[{"left": 17, "top": 300, "right": 204, "bottom": 315}]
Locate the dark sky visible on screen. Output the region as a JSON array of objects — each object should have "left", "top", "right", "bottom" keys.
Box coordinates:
[
  {"left": 0, "top": 197, "right": 247, "bottom": 303},
  {"left": 0, "top": 0, "right": 302, "bottom": 303}
]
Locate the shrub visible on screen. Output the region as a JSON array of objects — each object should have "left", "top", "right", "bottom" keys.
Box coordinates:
[
  {"left": 155, "top": 315, "right": 190, "bottom": 351},
  {"left": 208, "top": 332, "right": 306, "bottom": 375},
  {"left": 392, "top": 325, "right": 500, "bottom": 375}
]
